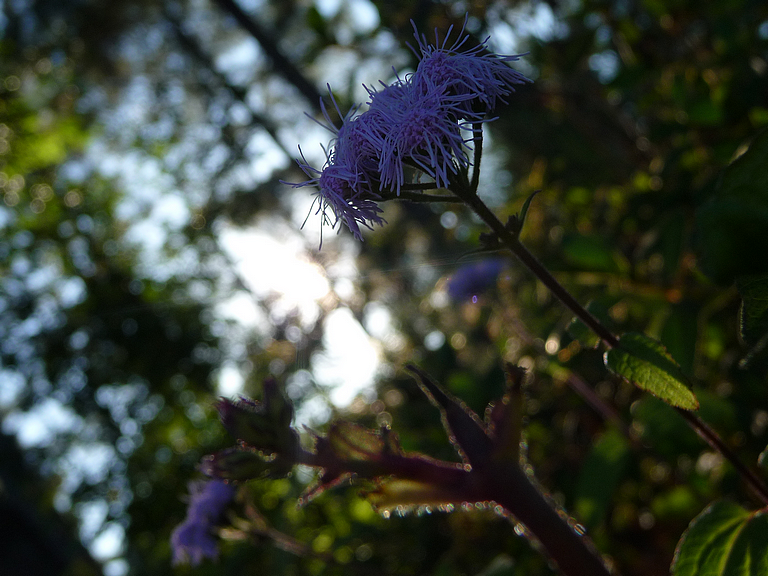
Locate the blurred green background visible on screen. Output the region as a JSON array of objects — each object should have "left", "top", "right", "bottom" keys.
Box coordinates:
[{"left": 1, "top": 1, "right": 768, "bottom": 575}]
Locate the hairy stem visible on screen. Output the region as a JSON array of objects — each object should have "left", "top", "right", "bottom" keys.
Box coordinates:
[
  {"left": 381, "top": 191, "right": 464, "bottom": 203},
  {"left": 296, "top": 448, "right": 614, "bottom": 575},
  {"left": 483, "top": 463, "right": 614, "bottom": 576}
]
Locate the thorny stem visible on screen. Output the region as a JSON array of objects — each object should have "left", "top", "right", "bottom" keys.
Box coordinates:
[
  {"left": 452, "top": 136, "right": 768, "bottom": 507},
  {"left": 485, "top": 463, "right": 614, "bottom": 576}
]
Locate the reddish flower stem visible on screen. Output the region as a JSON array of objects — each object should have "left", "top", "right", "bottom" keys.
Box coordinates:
[{"left": 296, "top": 447, "right": 613, "bottom": 576}]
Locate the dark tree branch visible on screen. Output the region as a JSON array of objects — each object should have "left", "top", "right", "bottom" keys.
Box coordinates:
[
  {"left": 212, "top": 0, "right": 324, "bottom": 113},
  {"left": 164, "top": 8, "right": 292, "bottom": 158}
]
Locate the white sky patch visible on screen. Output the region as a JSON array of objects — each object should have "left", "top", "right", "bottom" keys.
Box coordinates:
[
  {"left": 60, "top": 442, "right": 117, "bottom": 490},
  {"left": 215, "top": 37, "right": 262, "bottom": 82},
  {"left": 218, "top": 221, "right": 330, "bottom": 326},
  {"left": 78, "top": 500, "right": 109, "bottom": 542},
  {"left": 363, "top": 301, "right": 394, "bottom": 341},
  {"left": 312, "top": 306, "right": 380, "bottom": 407},
  {"left": 0, "top": 369, "right": 25, "bottom": 407},
  {"left": 150, "top": 193, "right": 190, "bottom": 228},
  {"left": 316, "top": 0, "right": 343, "bottom": 18},
  {"left": 216, "top": 291, "right": 268, "bottom": 327},
  {"left": 3, "top": 398, "right": 82, "bottom": 448},
  {"left": 246, "top": 130, "right": 290, "bottom": 180},
  {"left": 347, "top": 0, "right": 380, "bottom": 32},
  {"left": 90, "top": 522, "right": 125, "bottom": 562},
  {"left": 217, "top": 363, "right": 245, "bottom": 397}
]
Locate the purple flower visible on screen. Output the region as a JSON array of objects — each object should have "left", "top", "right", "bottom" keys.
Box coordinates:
[
  {"left": 285, "top": 18, "right": 530, "bottom": 243},
  {"left": 446, "top": 258, "right": 506, "bottom": 302},
  {"left": 290, "top": 151, "right": 386, "bottom": 244},
  {"left": 410, "top": 19, "right": 531, "bottom": 116},
  {"left": 364, "top": 79, "right": 481, "bottom": 192},
  {"left": 171, "top": 479, "right": 236, "bottom": 566},
  {"left": 283, "top": 90, "right": 386, "bottom": 244}
]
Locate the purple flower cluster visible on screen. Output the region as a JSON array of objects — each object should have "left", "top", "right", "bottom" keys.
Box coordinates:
[
  {"left": 286, "top": 19, "right": 529, "bottom": 242},
  {"left": 171, "top": 479, "right": 236, "bottom": 566}
]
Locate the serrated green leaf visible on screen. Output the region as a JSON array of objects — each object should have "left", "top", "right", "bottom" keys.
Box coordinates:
[
  {"left": 365, "top": 478, "right": 465, "bottom": 511},
  {"left": 604, "top": 332, "right": 699, "bottom": 410},
  {"left": 737, "top": 275, "right": 768, "bottom": 347},
  {"left": 202, "top": 447, "right": 293, "bottom": 481},
  {"left": 672, "top": 500, "right": 768, "bottom": 576},
  {"left": 327, "top": 421, "right": 389, "bottom": 461}
]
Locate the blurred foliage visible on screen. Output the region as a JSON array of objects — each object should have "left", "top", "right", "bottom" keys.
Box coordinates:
[{"left": 1, "top": 0, "right": 768, "bottom": 575}]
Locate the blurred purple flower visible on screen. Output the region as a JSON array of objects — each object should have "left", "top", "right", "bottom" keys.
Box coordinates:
[
  {"left": 171, "top": 479, "right": 236, "bottom": 566},
  {"left": 446, "top": 258, "right": 506, "bottom": 302}
]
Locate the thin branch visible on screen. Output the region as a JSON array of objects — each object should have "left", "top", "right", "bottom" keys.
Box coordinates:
[
  {"left": 677, "top": 409, "right": 768, "bottom": 505},
  {"left": 458, "top": 187, "right": 620, "bottom": 348},
  {"left": 212, "top": 0, "right": 324, "bottom": 113},
  {"left": 470, "top": 122, "right": 484, "bottom": 193},
  {"left": 165, "top": 9, "right": 292, "bottom": 158}
]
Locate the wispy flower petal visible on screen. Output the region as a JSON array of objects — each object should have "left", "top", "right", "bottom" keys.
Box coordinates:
[
  {"left": 411, "top": 19, "right": 531, "bottom": 115},
  {"left": 364, "top": 79, "right": 482, "bottom": 192},
  {"left": 286, "top": 18, "right": 530, "bottom": 244}
]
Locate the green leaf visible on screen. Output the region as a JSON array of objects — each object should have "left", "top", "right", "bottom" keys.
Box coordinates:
[
  {"left": 365, "top": 478, "right": 466, "bottom": 511},
  {"left": 695, "top": 130, "right": 768, "bottom": 285},
  {"left": 517, "top": 189, "right": 539, "bottom": 232},
  {"left": 604, "top": 332, "right": 699, "bottom": 410},
  {"left": 574, "top": 428, "right": 631, "bottom": 528},
  {"left": 672, "top": 500, "right": 768, "bottom": 576},
  {"left": 202, "top": 447, "right": 294, "bottom": 481},
  {"left": 737, "top": 275, "right": 768, "bottom": 347}
]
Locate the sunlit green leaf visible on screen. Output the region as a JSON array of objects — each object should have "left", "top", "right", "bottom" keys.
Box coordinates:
[
  {"left": 672, "top": 500, "right": 768, "bottom": 576},
  {"left": 326, "top": 421, "right": 400, "bottom": 461},
  {"left": 604, "top": 332, "right": 699, "bottom": 410}
]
